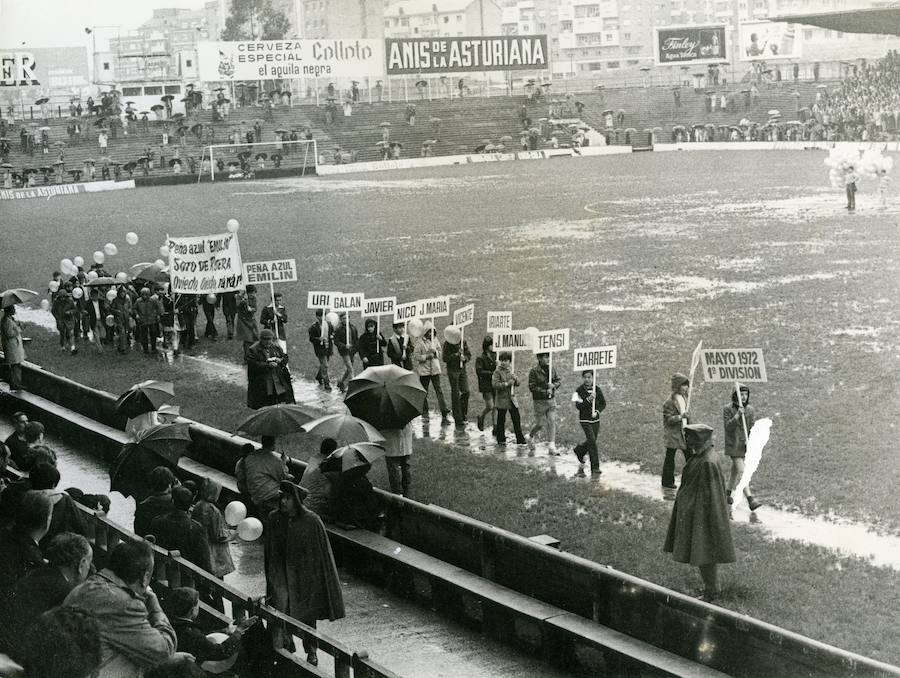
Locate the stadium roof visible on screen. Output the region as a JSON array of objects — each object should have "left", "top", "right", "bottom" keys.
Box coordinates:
[{"left": 771, "top": 5, "right": 900, "bottom": 35}]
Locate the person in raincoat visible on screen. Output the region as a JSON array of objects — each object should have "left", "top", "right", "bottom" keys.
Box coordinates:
[
  {"left": 264, "top": 481, "right": 345, "bottom": 666},
  {"left": 663, "top": 424, "right": 735, "bottom": 602},
  {"left": 235, "top": 285, "right": 259, "bottom": 361},
  {"left": 190, "top": 478, "right": 235, "bottom": 579},
  {"left": 245, "top": 329, "right": 295, "bottom": 409},
  {"left": 723, "top": 384, "right": 761, "bottom": 511},
  {"left": 1, "top": 305, "right": 26, "bottom": 390}
]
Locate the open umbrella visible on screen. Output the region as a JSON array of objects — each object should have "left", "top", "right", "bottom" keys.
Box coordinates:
[
  {"left": 168, "top": 158, "right": 182, "bottom": 167},
  {"left": 115, "top": 380, "right": 176, "bottom": 418},
  {"left": 132, "top": 422, "right": 192, "bottom": 464},
  {"left": 255, "top": 152, "right": 268, "bottom": 160},
  {"left": 301, "top": 413, "right": 386, "bottom": 444},
  {"left": 214, "top": 87, "right": 226, "bottom": 92},
  {"left": 319, "top": 442, "right": 385, "bottom": 475},
  {"left": 344, "top": 365, "right": 426, "bottom": 429},
  {"left": 84, "top": 276, "right": 118, "bottom": 287},
  {"left": 151, "top": 104, "right": 164, "bottom": 112},
  {"left": 34, "top": 97, "right": 49, "bottom": 105},
  {"left": 1, "top": 288, "right": 39, "bottom": 308},
  {"left": 129, "top": 262, "right": 168, "bottom": 283},
  {"left": 415, "top": 80, "right": 427, "bottom": 88},
  {"left": 235, "top": 403, "right": 313, "bottom": 437},
  {"left": 379, "top": 121, "right": 391, "bottom": 127}
]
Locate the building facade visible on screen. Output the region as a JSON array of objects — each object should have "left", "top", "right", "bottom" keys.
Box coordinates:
[{"left": 383, "top": 0, "right": 503, "bottom": 38}]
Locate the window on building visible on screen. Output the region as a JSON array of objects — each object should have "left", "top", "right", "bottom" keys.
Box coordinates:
[
  {"left": 538, "top": 22, "right": 546, "bottom": 30},
  {"left": 122, "top": 87, "right": 142, "bottom": 96},
  {"left": 185, "top": 59, "right": 192, "bottom": 67},
  {"left": 144, "top": 86, "right": 163, "bottom": 95},
  {"left": 627, "top": 59, "right": 640, "bottom": 65},
  {"left": 522, "top": 24, "right": 530, "bottom": 31},
  {"left": 605, "top": 33, "right": 614, "bottom": 41},
  {"left": 589, "top": 62, "right": 603, "bottom": 70},
  {"left": 607, "top": 61, "right": 620, "bottom": 69},
  {"left": 803, "top": 29, "right": 813, "bottom": 40},
  {"left": 624, "top": 32, "right": 631, "bottom": 40},
  {"left": 102, "top": 62, "right": 110, "bottom": 70},
  {"left": 164, "top": 85, "right": 181, "bottom": 94},
  {"left": 457, "top": 14, "right": 462, "bottom": 21},
  {"left": 414, "top": 26, "right": 418, "bottom": 33},
  {"left": 561, "top": 20, "right": 572, "bottom": 31},
  {"left": 385, "top": 19, "right": 390, "bottom": 26},
  {"left": 836, "top": 31, "right": 843, "bottom": 38},
  {"left": 443, "top": 15, "right": 449, "bottom": 22}
]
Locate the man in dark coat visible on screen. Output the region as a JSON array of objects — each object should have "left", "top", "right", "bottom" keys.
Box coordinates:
[
  {"left": 220, "top": 291, "right": 237, "bottom": 339},
  {"left": 265, "top": 481, "right": 344, "bottom": 667},
  {"left": 246, "top": 329, "right": 295, "bottom": 409},
  {"left": 308, "top": 309, "right": 333, "bottom": 390},
  {"left": 663, "top": 424, "right": 735, "bottom": 602},
  {"left": 0, "top": 491, "right": 51, "bottom": 588},
  {"left": 133, "top": 466, "right": 176, "bottom": 537},
  {"left": 148, "top": 486, "right": 213, "bottom": 574}
]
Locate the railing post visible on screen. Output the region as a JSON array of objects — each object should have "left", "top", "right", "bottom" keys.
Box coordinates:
[
  {"left": 480, "top": 530, "right": 496, "bottom": 581},
  {"left": 334, "top": 651, "right": 352, "bottom": 678}
]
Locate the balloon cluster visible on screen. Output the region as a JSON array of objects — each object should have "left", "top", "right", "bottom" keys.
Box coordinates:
[{"left": 824, "top": 147, "right": 892, "bottom": 189}]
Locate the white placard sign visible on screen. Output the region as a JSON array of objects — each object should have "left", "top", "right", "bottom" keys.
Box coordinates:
[
  {"left": 242, "top": 258, "right": 297, "bottom": 285},
  {"left": 307, "top": 291, "right": 338, "bottom": 309},
  {"left": 533, "top": 328, "right": 570, "bottom": 354},
  {"left": 362, "top": 296, "right": 396, "bottom": 317},
  {"left": 700, "top": 348, "right": 767, "bottom": 382},
  {"left": 492, "top": 330, "right": 531, "bottom": 352},
  {"left": 453, "top": 304, "right": 475, "bottom": 328},
  {"left": 332, "top": 292, "right": 364, "bottom": 312},
  {"left": 167, "top": 232, "right": 243, "bottom": 293},
  {"left": 416, "top": 295, "right": 451, "bottom": 318},
  {"left": 573, "top": 346, "right": 618, "bottom": 371},
  {"left": 487, "top": 311, "right": 512, "bottom": 332},
  {"left": 393, "top": 301, "right": 418, "bottom": 323}
]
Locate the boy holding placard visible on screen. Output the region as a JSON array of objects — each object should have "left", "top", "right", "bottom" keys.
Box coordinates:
[
  {"left": 571, "top": 371, "right": 607, "bottom": 474},
  {"left": 723, "top": 384, "right": 762, "bottom": 511},
  {"left": 528, "top": 353, "right": 562, "bottom": 455},
  {"left": 662, "top": 373, "right": 691, "bottom": 490}
]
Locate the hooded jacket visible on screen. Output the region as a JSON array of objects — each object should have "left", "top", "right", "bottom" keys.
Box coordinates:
[
  {"left": 723, "top": 384, "right": 756, "bottom": 457},
  {"left": 662, "top": 373, "right": 690, "bottom": 449}
]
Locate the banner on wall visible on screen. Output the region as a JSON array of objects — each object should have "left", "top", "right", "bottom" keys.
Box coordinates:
[
  {"left": 385, "top": 35, "right": 548, "bottom": 74},
  {"left": 0, "top": 47, "right": 90, "bottom": 88},
  {"left": 739, "top": 21, "right": 801, "bottom": 61},
  {"left": 196, "top": 40, "right": 385, "bottom": 81},
  {"left": 654, "top": 25, "right": 727, "bottom": 65}
]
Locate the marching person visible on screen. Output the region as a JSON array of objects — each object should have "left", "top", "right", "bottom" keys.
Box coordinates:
[
  {"left": 475, "top": 336, "right": 496, "bottom": 433},
  {"left": 723, "top": 384, "right": 762, "bottom": 511},
  {"left": 413, "top": 321, "right": 450, "bottom": 425},
  {"left": 260, "top": 291, "right": 288, "bottom": 341},
  {"left": 571, "top": 370, "right": 607, "bottom": 475},
  {"left": 246, "top": 329, "right": 295, "bottom": 409},
  {"left": 220, "top": 291, "right": 237, "bottom": 340},
  {"left": 201, "top": 293, "right": 219, "bottom": 341},
  {"left": 386, "top": 321, "right": 414, "bottom": 370},
  {"left": 528, "top": 353, "right": 562, "bottom": 455},
  {"left": 308, "top": 310, "right": 334, "bottom": 390},
  {"left": 492, "top": 352, "right": 526, "bottom": 445},
  {"left": 357, "top": 318, "right": 387, "bottom": 368},
  {"left": 845, "top": 165, "right": 860, "bottom": 212},
  {"left": 235, "top": 285, "right": 259, "bottom": 361},
  {"left": 133, "top": 287, "right": 162, "bottom": 355},
  {"left": 443, "top": 331, "right": 471, "bottom": 429},
  {"left": 333, "top": 313, "right": 358, "bottom": 393},
  {"left": 663, "top": 424, "right": 735, "bottom": 602},
  {"left": 662, "top": 373, "right": 691, "bottom": 490},
  {"left": 109, "top": 286, "right": 132, "bottom": 354}
]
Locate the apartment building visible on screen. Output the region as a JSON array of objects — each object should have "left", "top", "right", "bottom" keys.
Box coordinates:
[{"left": 383, "top": 0, "right": 503, "bottom": 38}]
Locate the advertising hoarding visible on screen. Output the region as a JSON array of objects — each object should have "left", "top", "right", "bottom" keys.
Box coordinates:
[
  {"left": 385, "top": 35, "right": 548, "bottom": 74},
  {"left": 0, "top": 47, "right": 90, "bottom": 89},
  {"left": 654, "top": 25, "right": 727, "bottom": 65},
  {"left": 739, "top": 20, "right": 801, "bottom": 61}
]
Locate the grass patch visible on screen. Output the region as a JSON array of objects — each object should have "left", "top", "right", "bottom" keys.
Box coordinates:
[{"left": 17, "top": 322, "right": 900, "bottom": 665}]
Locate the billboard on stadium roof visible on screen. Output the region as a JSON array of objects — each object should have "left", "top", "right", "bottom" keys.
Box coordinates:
[
  {"left": 196, "top": 40, "right": 385, "bottom": 81},
  {"left": 385, "top": 35, "right": 549, "bottom": 74},
  {"left": 739, "top": 20, "right": 802, "bottom": 61},
  {"left": 654, "top": 25, "right": 727, "bottom": 65},
  {"left": 0, "top": 47, "right": 90, "bottom": 89}
]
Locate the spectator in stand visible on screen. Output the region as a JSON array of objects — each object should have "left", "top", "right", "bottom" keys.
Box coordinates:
[
  {"left": 299, "top": 438, "right": 338, "bottom": 523},
  {"left": 413, "top": 321, "right": 450, "bottom": 425},
  {"left": 308, "top": 310, "right": 333, "bottom": 390},
  {"left": 235, "top": 438, "right": 289, "bottom": 516},
  {"left": 64, "top": 539, "right": 187, "bottom": 676},
  {"left": 110, "top": 286, "right": 132, "bottom": 354},
  {"left": 22, "top": 422, "right": 57, "bottom": 471},
  {"left": 134, "top": 466, "right": 177, "bottom": 538},
  {"left": 357, "top": 318, "right": 387, "bottom": 368},
  {"left": 528, "top": 353, "right": 562, "bottom": 455},
  {"left": 16, "top": 606, "right": 101, "bottom": 678},
  {"left": 166, "top": 587, "right": 255, "bottom": 668},
  {"left": 4, "top": 412, "right": 29, "bottom": 469},
  {"left": 144, "top": 656, "right": 205, "bottom": 678},
  {"left": 492, "top": 352, "right": 526, "bottom": 445},
  {"left": 0, "top": 491, "right": 52, "bottom": 588},
  {"left": 29, "top": 462, "right": 88, "bottom": 546},
  {"left": 148, "top": 486, "right": 213, "bottom": 575},
  {"left": 475, "top": 336, "right": 497, "bottom": 434},
  {"left": 189, "top": 479, "right": 235, "bottom": 580},
  {"left": 381, "top": 423, "right": 413, "bottom": 497},
  {"left": 333, "top": 313, "right": 358, "bottom": 393}
]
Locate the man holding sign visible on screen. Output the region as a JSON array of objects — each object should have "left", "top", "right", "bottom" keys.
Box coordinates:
[{"left": 528, "top": 353, "right": 562, "bottom": 455}]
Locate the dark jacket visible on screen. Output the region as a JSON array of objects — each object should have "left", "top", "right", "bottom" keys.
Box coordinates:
[
  {"left": 260, "top": 303, "right": 288, "bottom": 338},
  {"left": 442, "top": 339, "right": 471, "bottom": 372},
  {"left": 573, "top": 383, "right": 607, "bottom": 424},
  {"left": 148, "top": 509, "right": 213, "bottom": 573},
  {"left": 8, "top": 566, "right": 74, "bottom": 632},
  {"left": 528, "top": 363, "right": 561, "bottom": 401},
  {"left": 386, "top": 333, "right": 414, "bottom": 370},
  {"left": 357, "top": 330, "right": 387, "bottom": 367},
  {"left": 134, "top": 491, "right": 173, "bottom": 538},
  {"left": 333, "top": 323, "right": 359, "bottom": 357},
  {"left": 172, "top": 617, "right": 240, "bottom": 663},
  {"left": 308, "top": 319, "right": 333, "bottom": 357},
  {"left": 245, "top": 340, "right": 295, "bottom": 409},
  {"left": 0, "top": 526, "right": 45, "bottom": 588},
  {"left": 475, "top": 351, "right": 496, "bottom": 393}
]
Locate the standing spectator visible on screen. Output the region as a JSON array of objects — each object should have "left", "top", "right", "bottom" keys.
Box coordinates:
[
  {"left": 357, "top": 318, "right": 387, "bottom": 368},
  {"left": 813, "top": 61, "right": 820, "bottom": 82},
  {"left": 878, "top": 168, "right": 891, "bottom": 209},
  {"left": 4, "top": 412, "right": 29, "bottom": 469},
  {"left": 1, "top": 305, "right": 25, "bottom": 390},
  {"left": 308, "top": 310, "right": 333, "bottom": 390},
  {"left": 299, "top": 439, "right": 338, "bottom": 523},
  {"left": 149, "top": 486, "right": 213, "bottom": 575},
  {"left": 723, "top": 384, "right": 762, "bottom": 510},
  {"left": 333, "top": 313, "right": 358, "bottom": 392},
  {"left": 845, "top": 165, "right": 860, "bottom": 212},
  {"left": 235, "top": 285, "right": 259, "bottom": 361},
  {"left": 235, "top": 438, "right": 288, "bottom": 515},
  {"left": 443, "top": 332, "right": 471, "bottom": 429},
  {"left": 264, "top": 481, "right": 345, "bottom": 666},
  {"left": 133, "top": 287, "right": 162, "bottom": 355},
  {"left": 189, "top": 479, "right": 235, "bottom": 580},
  {"left": 492, "top": 352, "right": 526, "bottom": 445},
  {"left": 571, "top": 370, "right": 607, "bottom": 475},
  {"left": 663, "top": 424, "right": 735, "bottom": 602},
  {"left": 64, "top": 539, "right": 183, "bottom": 676},
  {"left": 386, "top": 322, "right": 414, "bottom": 370},
  {"left": 245, "top": 329, "right": 295, "bottom": 409},
  {"left": 109, "top": 286, "right": 132, "bottom": 354},
  {"left": 528, "top": 353, "right": 561, "bottom": 455},
  {"left": 413, "top": 322, "right": 450, "bottom": 424},
  {"left": 220, "top": 291, "right": 237, "bottom": 339},
  {"left": 133, "top": 466, "right": 176, "bottom": 538},
  {"left": 475, "top": 336, "right": 497, "bottom": 433},
  {"left": 792, "top": 62, "right": 799, "bottom": 81},
  {"left": 200, "top": 293, "right": 218, "bottom": 341},
  {"left": 29, "top": 463, "right": 88, "bottom": 546},
  {"left": 381, "top": 424, "right": 413, "bottom": 497},
  {"left": 662, "top": 373, "right": 691, "bottom": 490},
  {"left": 260, "top": 291, "right": 288, "bottom": 340},
  {"left": 84, "top": 287, "right": 108, "bottom": 348}
]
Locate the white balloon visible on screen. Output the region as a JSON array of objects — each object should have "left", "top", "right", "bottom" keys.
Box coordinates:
[
  {"left": 407, "top": 317, "right": 424, "bottom": 338},
  {"left": 237, "top": 517, "right": 263, "bottom": 541},
  {"left": 524, "top": 326, "right": 539, "bottom": 349},
  {"left": 443, "top": 324, "right": 461, "bottom": 345},
  {"left": 48, "top": 280, "right": 60, "bottom": 292},
  {"left": 226, "top": 218, "right": 240, "bottom": 232},
  {"left": 154, "top": 258, "right": 165, "bottom": 268},
  {"left": 325, "top": 311, "right": 340, "bottom": 328},
  {"left": 106, "top": 289, "right": 117, "bottom": 301},
  {"left": 60, "top": 258, "right": 73, "bottom": 273},
  {"left": 87, "top": 270, "right": 99, "bottom": 280},
  {"left": 104, "top": 243, "right": 118, "bottom": 256},
  {"left": 126, "top": 232, "right": 139, "bottom": 245},
  {"left": 206, "top": 293, "right": 217, "bottom": 304},
  {"left": 224, "top": 501, "right": 247, "bottom": 526},
  {"left": 72, "top": 287, "right": 84, "bottom": 299},
  {"left": 40, "top": 299, "right": 50, "bottom": 310},
  {"left": 73, "top": 256, "right": 85, "bottom": 268},
  {"left": 93, "top": 250, "right": 105, "bottom": 264},
  {"left": 105, "top": 313, "right": 116, "bottom": 326},
  {"left": 159, "top": 245, "right": 170, "bottom": 258},
  {"left": 115, "top": 272, "right": 128, "bottom": 282}
]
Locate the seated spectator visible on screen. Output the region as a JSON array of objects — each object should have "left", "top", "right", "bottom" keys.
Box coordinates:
[
  {"left": 65, "top": 486, "right": 112, "bottom": 513},
  {"left": 144, "top": 656, "right": 205, "bottom": 678},
  {"left": 20, "top": 422, "right": 56, "bottom": 472},
  {"left": 134, "top": 466, "right": 177, "bottom": 537},
  {"left": 0, "top": 491, "right": 51, "bottom": 588},
  {"left": 2, "top": 532, "right": 92, "bottom": 647},
  {"left": 166, "top": 586, "right": 255, "bottom": 668},
  {"left": 298, "top": 439, "right": 338, "bottom": 522},
  {"left": 4, "top": 412, "right": 28, "bottom": 469},
  {"left": 189, "top": 479, "right": 235, "bottom": 579},
  {"left": 18, "top": 606, "right": 101, "bottom": 678},
  {"left": 64, "top": 539, "right": 183, "bottom": 676},
  {"left": 149, "top": 486, "right": 212, "bottom": 574},
  {"left": 25, "top": 463, "right": 87, "bottom": 547}
]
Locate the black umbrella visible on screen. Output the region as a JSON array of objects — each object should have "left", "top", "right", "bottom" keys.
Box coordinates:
[
  {"left": 415, "top": 80, "right": 427, "bottom": 88},
  {"left": 34, "top": 97, "right": 49, "bottom": 105},
  {"left": 319, "top": 442, "right": 385, "bottom": 475},
  {"left": 115, "top": 380, "right": 175, "bottom": 418},
  {"left": 131, "top": 423, "right": 192, "bottom": 464},
  {"left": 255, "top": 152, "right": 267, "bottom": 160},
  {"left": 344, "top": 365, "right": 426, "bottom": 429},
  {"left": 235, "top": 404, "right": 313, "bottom": 437},
  {"left": 168, "top": 158, "right": 182, "bottom": 167},
  {"left": 161, "top": 94, "right": 175, "bottom": 101}
]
